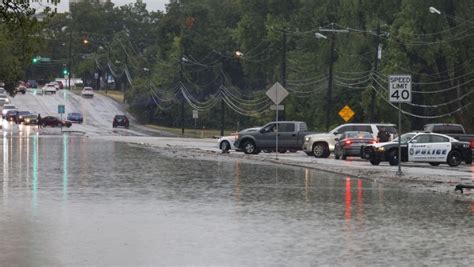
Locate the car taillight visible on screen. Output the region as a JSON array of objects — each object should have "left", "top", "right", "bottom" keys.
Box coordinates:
[
  {"left": 370, "top": 140, "right": 377, "bottom": 144},
  {"left": 345, "top": 140, "right": 352, "bottom": 145}
]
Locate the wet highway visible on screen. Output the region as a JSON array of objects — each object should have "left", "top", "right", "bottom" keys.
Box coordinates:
[{"left": 1, "top": 133, "right": 474, "bottom": 265}]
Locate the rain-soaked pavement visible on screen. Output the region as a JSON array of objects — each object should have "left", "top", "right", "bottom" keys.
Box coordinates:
[{"left": 1, "top": 132, "right": 474, "bottom": 266}]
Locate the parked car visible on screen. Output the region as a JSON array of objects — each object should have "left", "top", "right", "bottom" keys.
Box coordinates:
[
  {"left": 423, "top": 123, "right": 474, "bottom": 150},
  {"left": 42, "top": 116, "right": 72, "bottom": 128},
  {"left": 81, "top": 87, "right": 94, "bottom": 98},
  {"left": 67, "top": 112, "right": 83, "bottom": 123},
  {"left": 364, "top": 132, "right": 471, "bottom": 167},
  {"left": 113, "top": 115, "right": 129, "bottom": 128},
  {"left": 43, "top": 84, "right": 57, "bottom": 95},
  {"left": 303, "top": 123, "right": 397, "bottom": 158},
  {"left": 23, "top": 114, "right": 39, "bottom": 125},
  {"left": 334, "top": 131, "right": 377, "bottom": 160},
  {"left": 234, "top": 121, "right": 314, "bottom": 154},
  {"left": 218, "top": 127, "right": 260, "bottom": 152}
]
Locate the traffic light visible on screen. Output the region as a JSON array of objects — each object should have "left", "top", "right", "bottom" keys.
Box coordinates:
[
  {"left": 32, "top": 57, "right": 38, "bottom": 64},
  {"left": 63, "top": 68, "right": 69, "bottom": 75},
  {"left": 83, "top": 38, "right": 89, "bottom": 45}
]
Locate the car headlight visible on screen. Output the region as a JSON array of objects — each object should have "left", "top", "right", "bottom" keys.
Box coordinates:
[
  {"left": 376, "top": 147, "right": 385, "bottom": 151},
  {"left": 304, "top": 137, "right": 310, "bottom": 142},
  {"left": 25, "top": 119, "right": 30, "bottom": 122}
]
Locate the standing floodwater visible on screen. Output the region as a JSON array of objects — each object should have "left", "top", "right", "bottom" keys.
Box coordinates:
[{"left": 1, "top": 133, "right": 474, "bottom": 265}]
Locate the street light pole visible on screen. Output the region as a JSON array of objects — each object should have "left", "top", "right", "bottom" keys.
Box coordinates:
[
  {"left": 326, "top": 32, "right": 335, "bottom": 132},
  {"left": 280, "top": 30, "right": 287, "bottom": 121},
  {"left": 370, "top": 23, "right": 381, "bottom": 122},
  {"left": 319, "top": 24, "right": 349, "bottom": 131}
]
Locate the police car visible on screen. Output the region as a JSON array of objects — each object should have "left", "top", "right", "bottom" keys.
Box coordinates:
[{"left": 363, "top": 132, "right": 472, "bottom": 167}]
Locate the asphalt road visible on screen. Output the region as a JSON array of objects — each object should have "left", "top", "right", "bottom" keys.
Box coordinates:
[{"left": 3, "top": 88, "right": 173, "bottom": 137}]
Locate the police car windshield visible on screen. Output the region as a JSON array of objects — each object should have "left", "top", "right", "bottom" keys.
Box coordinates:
[{"left": 393, "top": 133, "right": 417, "bottom": 143}]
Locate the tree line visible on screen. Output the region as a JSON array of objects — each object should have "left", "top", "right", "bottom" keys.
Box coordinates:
[{"left": 1, "top": 0, "right": 473, "bottom": 132}]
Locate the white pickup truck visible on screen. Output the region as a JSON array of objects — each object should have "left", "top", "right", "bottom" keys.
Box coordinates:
[{"left": 302, "top": 123, "right": 396, "bottom": 158}]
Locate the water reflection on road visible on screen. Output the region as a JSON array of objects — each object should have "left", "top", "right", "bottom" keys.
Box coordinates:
[{"left": 1, "top": 135, "right": 474, "bottom": 266}]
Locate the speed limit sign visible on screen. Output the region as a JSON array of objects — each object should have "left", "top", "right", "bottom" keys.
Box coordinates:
[{"left": 389, "top": 75, "right": 412, "bottom": 103}]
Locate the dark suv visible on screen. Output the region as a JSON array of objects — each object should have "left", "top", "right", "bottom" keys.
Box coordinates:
[{"left": 113, "top": 115, "right": 129, "bottom": 128}]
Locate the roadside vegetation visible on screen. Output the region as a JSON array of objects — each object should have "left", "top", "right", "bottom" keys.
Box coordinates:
[{"left": 1, "top": 0, "right": 473, "bottom": 132}]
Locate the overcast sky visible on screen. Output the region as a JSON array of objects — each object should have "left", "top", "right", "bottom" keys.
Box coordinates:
[{"left": 33, "top": 0, "right": 169, "bottom": 13}]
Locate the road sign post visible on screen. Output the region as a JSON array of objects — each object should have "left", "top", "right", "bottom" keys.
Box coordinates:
[
  {"left": 192, "top": 110, "right": 198, "bottom": 130},
  {"left": 266, "top": 82, "right": 289, "bottom": 159},
  {"left": 58, "top": 104, "right": 65, "bottom": 132},
  {"left": 389, "top": 75, "right": 412, "bottom": 176}
]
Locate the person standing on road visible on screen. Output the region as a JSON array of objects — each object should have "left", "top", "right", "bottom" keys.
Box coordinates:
[
  {"left": 377, "top": 127, "right": 390, "bottom": 142},
  {"left": 37, "top": 113, "right": 42, "bottom": 128}
]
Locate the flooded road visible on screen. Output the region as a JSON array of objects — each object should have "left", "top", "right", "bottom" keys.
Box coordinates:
[{"left": 1, "top": 133, "right": 474, "bottom": 266}]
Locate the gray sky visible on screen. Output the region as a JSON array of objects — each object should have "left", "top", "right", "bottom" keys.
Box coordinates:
[{"left": 33, "top": 0, "right": 169, "bottom": 13}]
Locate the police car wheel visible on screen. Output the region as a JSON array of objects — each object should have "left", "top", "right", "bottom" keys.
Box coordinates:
[
  {"left": 447, "top": 151, "right": 462, "bottom": 167},
  {"left": 429, "top": 162, "right": 440, "bottom": 166},
  {"left": 388, "top": 150, "right": 399, "bottom": 166},
  {"left": 370, "top": 159, "right": 380, "bottom": 165}
]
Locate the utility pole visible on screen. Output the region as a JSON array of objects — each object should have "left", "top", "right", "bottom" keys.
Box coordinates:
[
  {"left": 326, "top": 33, "right": 335, "bottom": 132},
  {"left": 67, "top": 30, "right": 72, "bottom": 90},
  {"left": 123, "top": 52, "right": 128, "bottom": 103},
  {"left": 180, "top": 57, "right": 185, "bottom": 135},
  {"left": 280, "top": 30, "right": 287, "bottom": 121},
  {"left": 370, "top": 23, "right": 381, "bottom": 122},
  {"left": 106, "top": 46, "right": 110, "bottom": 95},
  {"left": 319, "top": 24, "right": 349, "bottom": 131},
  {"left": 220, "top": 69, "right": 225, "bottom": 136}
]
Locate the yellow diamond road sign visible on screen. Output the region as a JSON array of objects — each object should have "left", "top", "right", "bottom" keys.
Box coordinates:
[{"left": 338, "top": 105, "right": 355, "bottom": 122}]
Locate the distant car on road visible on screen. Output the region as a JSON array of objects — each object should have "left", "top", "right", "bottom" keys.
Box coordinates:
[
  {"left": 5, "top": 110, "right": 18, "bottom": 122},
  {"left": 56, "top": 81, "right": 64, "bottom": 89},
  {"left": 2, "top": 104, "right": 17, "bottom": 117},
  {"left": 113, "top": 115, "right": 129, "bottom": 128},
  {"left": 67, "top": 112, "right": 83, "bottom": 123},
  {"left": 0, "top": 93, "right": 10, "bottom": 105},
  {"left": 16, "top": 85, "right": 27, "bottom": 94},
  {"left": 43, "top": 84, "right": 57, "bottom": 95},
  {"left": 334, "top": 131, "right": 377, "bottom": 160},
  {"left": 81, "top": 87, "right": 94, "bottom": 98},
  {"left": 42, "top": 116, "right": 72, "bottom": 128},
  {"left": 23, "top": 114, "right": 39, "bottom": 125},
  {"left": 16, "top": 111, "right": 31, "bottom": 124}
]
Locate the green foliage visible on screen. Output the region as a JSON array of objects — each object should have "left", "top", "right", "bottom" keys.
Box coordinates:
[{"left": 8, "top": 0, "right": 473, "bottom": 132}]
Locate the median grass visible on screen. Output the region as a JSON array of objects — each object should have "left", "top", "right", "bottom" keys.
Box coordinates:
[
  {"left": 97, "top": 90, "right": 124, "bottom": 103},
  {"left": 96, "top": 89, "right": 233, "bottom": 138},
  {"left": 146, "top": 124, "right": 235, "bottom": 139}
]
